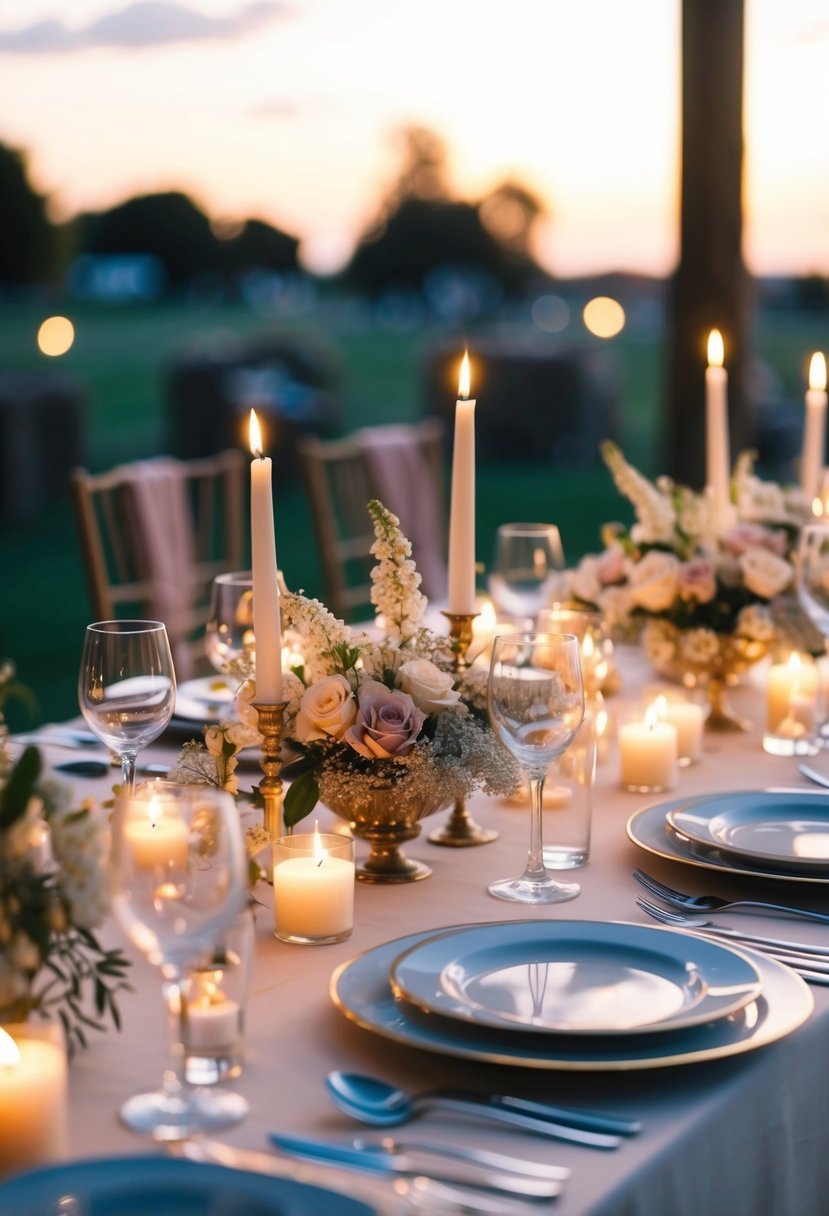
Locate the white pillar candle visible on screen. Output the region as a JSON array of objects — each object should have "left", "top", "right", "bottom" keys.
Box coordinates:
[
  {"left": 802, "top": 352, "right": 828, "bottom": 502},
  {"left": 619, "top": 706, "right": 678, "bottom": 792},
  {"left": 249, "top": 409, "right": 283, "bottom": 702},
  {"left": 273, "top": 827, "right": 355, "bottom": 942},
  {"left": 653, "top": 696, "right": 705, "bottom": 765},
  {"left": 767, "top": 652, "right": 819, "bottom": 733},
  {"left": 184, "top": 978, "right": 240, "bottom": 1050},
  {"left": 447, "top": 351, "right": 477, "bottom": 614},
  {"left": 705, "top": 328, "right": 731, "bottom": 537},
  {"left": 0, "top": 1025, "right": 67, "bottom": 1176},
  {"left": 124, "top": 795, "right": 189, "bottom": 870}
]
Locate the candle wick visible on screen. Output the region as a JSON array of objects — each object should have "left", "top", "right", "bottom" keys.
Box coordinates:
[{"left": 317, "top": 856, "right": 323, "bottom": 868}]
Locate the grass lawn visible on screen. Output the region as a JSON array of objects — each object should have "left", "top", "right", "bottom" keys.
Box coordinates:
[{"left": 0, "top": 291, "right": 823, "bottom": 726}]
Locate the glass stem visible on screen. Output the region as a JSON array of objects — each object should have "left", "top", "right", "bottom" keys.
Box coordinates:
[
  {"left": 160, "top": 972, "right": 189, "bottom": 1106},
  {"left": 121, "top": 751, "right": 138, "bottom": 793},
  {"left": 526, "top": 775, "right": 548, "bottom": 880}
]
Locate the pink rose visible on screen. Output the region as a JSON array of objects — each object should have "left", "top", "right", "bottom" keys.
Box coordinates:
[
  {"left": 723, "top": 523, "right": 788, "bottom": 558},
  {"left": 677, "top": 558, "right": 717, "bottom": 604},
  {"left": 595, "top": 543, "right": 626, "bottom": 586},
  {"left": 344, "top": 680, "right": 425, "bottom": 759}
]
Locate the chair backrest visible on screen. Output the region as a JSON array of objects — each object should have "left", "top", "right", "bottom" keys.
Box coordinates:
[
  {"left": 69, "top": 449, "right": 246, "bottom": 678},
  {"left": 297, "top": 419, "right": 446, "bottom": 622}
]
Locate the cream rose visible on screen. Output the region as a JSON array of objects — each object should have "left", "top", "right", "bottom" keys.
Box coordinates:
[
  {"left": 294, "top": 674, "right": 357, "bottom": 742},
  {"left": 738, "top": 546, "right": 793, "bottom": 600},
  {"left": 398, "top": 659, "right": 460, "bottom": 713},
  {"left": 627, "top": 550, "right": 681, "bottom": 613}
]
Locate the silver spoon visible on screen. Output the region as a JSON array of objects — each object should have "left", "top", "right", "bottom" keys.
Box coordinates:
[
  {"left": 324, "top": 1072, "right": 629, "bottom": 1148},
  {"left": 798, "top": 764, "right": 829, "bottom": 790}
]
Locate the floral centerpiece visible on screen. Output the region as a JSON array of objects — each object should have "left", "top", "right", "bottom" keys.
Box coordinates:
[
  {"left": 0, "top": 664, "right": 131, "bottom": 1051},
  {"left": 565, "top": 443, "right": 813, "bottom": 724},
  {"left": 176, "top": 500, "right": 519, "bottom": 878}
]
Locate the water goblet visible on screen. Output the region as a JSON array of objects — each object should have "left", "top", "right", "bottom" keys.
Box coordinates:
[
  {"left": 797, "top": 524, "right": 829, "bottom": 640},
  {"left": 110, "top": 781, "right": 249, "bottom": 1139},
  {"left": 78, "top": 620, "right": 176, "bottom": 792},
  {"left": 487, "top": 632, "right": 585, "bottom": 903},
  {"left": 204, "top": 571, "right": 255, "bottom": 675},
  {"left": 488, "top": 523, "right": 565, "bottom": 622}
]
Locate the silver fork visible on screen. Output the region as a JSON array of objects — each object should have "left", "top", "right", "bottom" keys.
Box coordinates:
[
  {"left": 632, "top": 868, "right": 829, "bottom": 924},
  {"left": 635, "top": 896, "right": 829, "bottom": 982}
]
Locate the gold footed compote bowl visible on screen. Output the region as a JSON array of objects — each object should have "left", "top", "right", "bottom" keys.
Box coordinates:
[
  {"left": 641, "top": 620, "right": 772, "bottom": 731},
  {"left": 322, "top": 784, "right": 450, "bottom": 883}
]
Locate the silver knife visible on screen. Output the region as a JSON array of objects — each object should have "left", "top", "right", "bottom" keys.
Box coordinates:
[
  {"left": 13, "top": 732, "right": 103, "bottom": 750},
  {"left": 269, "top": 1132, "right": 565, "bottom": 1199}
]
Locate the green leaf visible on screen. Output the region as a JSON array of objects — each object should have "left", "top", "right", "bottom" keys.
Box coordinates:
[
  {"left": 0, "top": 746, "right": 42, "bottom": 828},
  {"left": 283, "top": 771, "right": 319, "bottom": 828}
]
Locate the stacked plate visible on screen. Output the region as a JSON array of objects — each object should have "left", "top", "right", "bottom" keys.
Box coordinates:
[
  {"left": 330, "top": 919, "right": 812, "bottom": 1071},
  {"left": 627, "top": 790, "right": 829, "bottom": 886}
]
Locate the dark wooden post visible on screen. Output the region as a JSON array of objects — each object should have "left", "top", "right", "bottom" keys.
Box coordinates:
[{"left": 665, "top": 0, "right": 750, "bottom": 486}]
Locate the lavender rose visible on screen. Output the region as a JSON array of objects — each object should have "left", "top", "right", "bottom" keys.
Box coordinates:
[
  {"left": 344, "top": 680, "right": 425, "bottom": 759},
  {"left": 677, "top": 557, "right": 717, "bottom": 604}
]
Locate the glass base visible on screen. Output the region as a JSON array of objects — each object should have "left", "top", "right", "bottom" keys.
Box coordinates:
[
  {"left": 120, "top": 1086, "right": 249, "bottom": 1141},
  {"left": 488, "top": 874, "right": 580, "bottom": 904},
  {"left": 763, "top": 733, "right": 820, "bottom": 757},
  {"left": 543, "top": 847, "right": 589, "bottom": 870},
  {"left": 275, "top": 926, "right": 353, "bottom": 945}
]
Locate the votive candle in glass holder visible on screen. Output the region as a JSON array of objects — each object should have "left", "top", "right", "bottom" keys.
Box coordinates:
[
  {"left": 0, "top": 1021, "right": 68, "bottom": 1177},
  {"left": 651, "top": 694, "right": 705, "bottom": 766},
  {"left": 618, "top": 705, "right": 678, "bottom": 793},
  {"left": 273, "top": 827, "right": 355, "bottom": 944},
  {"left": 764, "top": 650, "right": 820, "bottom": 756},
  {"left": 182, "top": 908, "right": 255, "bottom": 1086}
]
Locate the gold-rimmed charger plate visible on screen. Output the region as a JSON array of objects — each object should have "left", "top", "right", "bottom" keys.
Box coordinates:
[
  {"left": 330, "top": 922, "right": 812, "bottom": 1071},
  {"left": 627, "top": 795, "right": 829, "bottom": 887}
]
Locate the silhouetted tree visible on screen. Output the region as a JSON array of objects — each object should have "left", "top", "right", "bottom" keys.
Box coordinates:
[
  {"left": 0, "top": 142, "right": 57, "bottom": 285},
  {"left": 345, "top": 127, "right": 543, "bottom": 300},
  {"left": 222, "top": 218, "right": 300, "bottom": 276},
  {"left": 79, "top": 192, "right": 219, "bottom": 286}
]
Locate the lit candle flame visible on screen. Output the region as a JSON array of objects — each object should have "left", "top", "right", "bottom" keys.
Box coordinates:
[
  {"left": 249, "top": 408, "right": 264, "bottom": 459},
  {"left": 644, "top": 704, "right": 659, "bottom": 731},
  {"left": 148, "top": 794, "right": 160, "bottom": 829},
  {"left": 813, "top": 497, "right": 824, "bottom": 518},
  {"left": 313, "top": 819, "right": 325, "bottom": 867},
  {"left": 707, "top": 329, "right": 724, "bottom": 368},
  {"left": 458, "top": 350, "right": 471, "bottom": 399},
  {"left": 0, "top": 1027, "right": 20, "bottom": 1067},
  {"left": 810, "top": 352, "right": 827, "bottom": 393},
  {"left": 787, "top": 651, "right": 803, "bottom": 674}
]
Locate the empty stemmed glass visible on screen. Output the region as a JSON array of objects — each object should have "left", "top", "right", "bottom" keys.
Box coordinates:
[
  {"left": 204, "top": 571, "right": 255, "bottom": 675},
  {"left": 488, "top": 632, "right": 584, "bottom": 903},
  {"left": 110, "top": 781, "right": 248, "bottom": 1139},
  {"left": 488, "top": 523, "right": 565, "bottom": 622},
  {"left": 796, "top": 524, "right": 829, "bottom": 739},
  {"left": 79, "top": 620, "right": 176, "bottom": 792}
]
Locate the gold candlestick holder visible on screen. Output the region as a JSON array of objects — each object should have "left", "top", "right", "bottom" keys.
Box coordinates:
[
  {"left": 428, "top": 611, "right": 498, "bottom": 848},
  {"left": 254, "top": 701, "right": 289, "bottom": 841}
]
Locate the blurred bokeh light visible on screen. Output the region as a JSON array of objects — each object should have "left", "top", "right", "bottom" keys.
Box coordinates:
[
  {"left": 37, "top": 315, "right": 75, "bottom": 356},
  {"left": 583, "top": 297, "right": 625, "bottom": 339}
]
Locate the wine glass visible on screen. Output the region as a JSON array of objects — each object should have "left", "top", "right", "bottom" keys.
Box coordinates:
[
  {"left": 110, "top": 780, "right": 249, "bottom": 1139},
  {"left": 796, "top": 523, "right": 829, "bottom": 740},
  {"left": 488, "top": 523, "right": 565, "bottom": 621},
  {"left": 79, "top": 620, "right": 176, "bottom": 792},
  {"left": 204, "top": 571, "right": 255, "bottom": 675},
  {"left": 488, "top": 632, "right": 584, "bottom": 903},
  {"left": 797, "top": 524, "right": 829, "bottom": 639}
]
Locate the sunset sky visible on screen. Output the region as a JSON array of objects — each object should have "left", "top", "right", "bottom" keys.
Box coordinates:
[{"left": 0, "top": 0, "right": 826, "bottom": 277}]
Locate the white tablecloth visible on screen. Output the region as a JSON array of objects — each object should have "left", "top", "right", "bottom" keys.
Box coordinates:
[{"left": 11, "top": 648, "right": 829, "bottom": 1215}]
